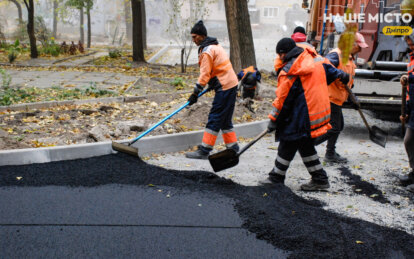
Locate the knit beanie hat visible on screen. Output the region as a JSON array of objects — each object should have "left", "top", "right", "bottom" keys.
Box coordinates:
[
  {"left": 191, "top": 20, "right": 207, "bottom": 36},
  {"left": 276, "top": 38, "right": 296, "bottom": 54},
  {"left": 293, "top": 26, "right": 306, "bottom": 34}
]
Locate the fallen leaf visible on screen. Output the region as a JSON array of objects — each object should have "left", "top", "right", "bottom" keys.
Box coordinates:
[
  {"left": 263, "top": 193, "right": 268, "bottom": 197},
  {"left": 356, "top": 241, "right": 364, "bottom": 244},
  {"left": 148, "top": 184, "right": 155, "bottom": 187},
  {"left": 16, "top": 177, "right": 22, "bottom": 180}
]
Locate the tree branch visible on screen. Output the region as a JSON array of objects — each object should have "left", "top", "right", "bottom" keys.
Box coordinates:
[{"left": 23, "top": 0, "right": 29, "bottom": 10}]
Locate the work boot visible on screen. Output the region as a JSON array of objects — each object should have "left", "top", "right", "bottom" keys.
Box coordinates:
[
  {"left": 185, "top": 145, "right": 209, "bottom": 160},
  {"left": 324, "top": 151, "right": 348, "bottom": 163},
  {"left": 301, "top": 180, "right": 330, "bottom": 191},
  {"left": 407, "top": 184, "right": 414, "bottom": 193},
  {"left": 268, "top": 170, "right": 285, "bottom": 184},
  {"left": 399, "top": 171, "right": 414, "bottom": 186},
  {"left": 229, "top": 144, "right": 240, "bottom": 153}
]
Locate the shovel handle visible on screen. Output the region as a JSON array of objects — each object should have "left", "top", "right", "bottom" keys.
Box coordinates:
[
  {"left": 402, "top": 81, "right": 408, "bottom": 136},
  {"left": 238, "top": 129, "right": 269, "bottom": 157},
  {"left": 128, "top": 88, "right": 210, "bottom": 145},
  {"left": 345, "top": 86, "right": 372, "bottom": 132}
]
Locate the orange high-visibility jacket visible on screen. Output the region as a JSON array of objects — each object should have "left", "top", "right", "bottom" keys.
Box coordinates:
[
  {"left": 325, "top": 48, "right": 356, "bottom": 106},
  {"left": 269, "top": 47, "right": 332, "bottom": 140},
  {"left": 198, "top": 44, "right": 238, "bottom": 91},
  {"left": 274, "top": 42, "right": 316, "bottom": 74}
]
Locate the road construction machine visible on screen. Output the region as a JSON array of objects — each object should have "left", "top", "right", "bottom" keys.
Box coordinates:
[{"left": 303, "top": 0, "right": 411, "bottom": 113}]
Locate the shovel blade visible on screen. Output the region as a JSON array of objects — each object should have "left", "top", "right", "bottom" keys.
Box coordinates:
[
  {"left": 370, "top": 126, "right": 388, "bottom": 148},
  {"left": 208, "top": 149, "right": 239, "bottom": 172}
]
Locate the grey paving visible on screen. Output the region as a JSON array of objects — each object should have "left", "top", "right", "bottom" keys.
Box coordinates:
[{"left": 6, "top": 69, "right": 137, "bottom": 90}]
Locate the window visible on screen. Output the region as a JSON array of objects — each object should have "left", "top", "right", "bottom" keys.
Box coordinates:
[{"left": 263, "top": 7, "right": 279, "bottom": 18}]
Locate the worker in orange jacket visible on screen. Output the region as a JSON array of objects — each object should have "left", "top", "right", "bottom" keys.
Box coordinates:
[
  {"left": 267, "top": 38, "right": 349, "bottom": 191},
  {"left": 399, "top": 34, "right": 414, "bottom": 193},
  {"left": 314, "top": 32, "right": 368, "bottom": 163},
  {"left": 185, "top": 20, "right": 239, "bottom": 159},
  {"left": 274, "top": 26, "right": 316, "bottom": 75}
]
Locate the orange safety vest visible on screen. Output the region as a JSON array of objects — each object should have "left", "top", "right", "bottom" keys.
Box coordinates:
[
  {"left": 198, "top": 45, "right": 238, "bottom": 91},
  {"left": 269, "top": 48, "right": 332, "bottom": 139},
  {"left": 328, "top": 48, "right": 356, "bottom": 106}
]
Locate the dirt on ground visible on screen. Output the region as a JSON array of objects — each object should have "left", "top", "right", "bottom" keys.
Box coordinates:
[{"left": 0, "top": 83, "right": 275, "bottom": 150}]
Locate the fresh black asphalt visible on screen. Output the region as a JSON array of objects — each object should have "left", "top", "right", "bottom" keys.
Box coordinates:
[{"left": 0, "top": 153, "right": 413, "bottom": 258}]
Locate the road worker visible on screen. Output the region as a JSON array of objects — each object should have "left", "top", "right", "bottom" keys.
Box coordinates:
[
  {"left": 399, "top": 34, "right": 414, "bottom": 193},
  {"left": 314, "top": 32, "right": 368, "bottom": 163},
  {"left": 185, "top": 20, "right": 240, "bottom": 160},
  {"left": 237, "top": 66, "right": 261, "bottom": 112},
  {"left": 274, "top": 26, "right": 315, "bottom": 76},
  {"left": 267, "top": 38, "right": 349, "bottom": 191}
]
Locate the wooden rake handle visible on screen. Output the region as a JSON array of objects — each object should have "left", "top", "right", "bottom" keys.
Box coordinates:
[{"left": 238, "top": 129, "right": 269, "bottom": 157}]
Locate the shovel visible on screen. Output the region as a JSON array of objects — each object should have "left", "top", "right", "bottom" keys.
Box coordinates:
[
  {"left": 345, "top": 86, "right": 388, "bottom": 148},
  {"left": 208, "top": 129, "right": 269, "bottom": 172},
  {"left": 112, "top": 88, "right": 210, "bottom": 157},
  {"left": 402, "top": 80, "right": 408, "bottom": 137}
]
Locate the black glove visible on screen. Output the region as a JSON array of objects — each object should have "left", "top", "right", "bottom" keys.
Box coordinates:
[
  {"left": 188, "top": 93, "right": 198, "bottom": 105},
  {"left": 188, "top": 83, "right": 204, "bottom": 106},
  {"left": 267, "top": 120, "right": 277, "bottom": 133},
  {"left": 340, "top": 73, "right": 350, "bottom": 86}
]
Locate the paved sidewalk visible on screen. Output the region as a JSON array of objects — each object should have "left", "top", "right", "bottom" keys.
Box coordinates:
[{"left": 5, "top": 69, "right": 137, "bottom": 90}]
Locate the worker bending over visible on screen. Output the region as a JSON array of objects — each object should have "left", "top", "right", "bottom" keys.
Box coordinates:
[{"left": 185, "top": 20, "right": 239, "bottom": 160}]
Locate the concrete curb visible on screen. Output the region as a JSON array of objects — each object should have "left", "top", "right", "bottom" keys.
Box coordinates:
[{"left": 0, "top": 120, "right": 268, "bottom": 166}]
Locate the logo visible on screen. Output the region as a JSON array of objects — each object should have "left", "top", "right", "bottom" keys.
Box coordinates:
[
  {"left": 383, "top": 26, "right": 413, "bottom": 35},
  {"left": 323, "top": 0, "right": 414, "bottom": 29}
]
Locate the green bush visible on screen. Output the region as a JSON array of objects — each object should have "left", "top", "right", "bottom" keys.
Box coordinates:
[
  {"left": 41, "top": 39, "right": 61, "bottom": 57},
  {"left": 171, "top": 77, "right": 186, "bottom": 90},
  {"left": 108, "top": 49, "right": 121, "bottom": 58},
  {"left": 6, "top": 39, "right": 22, "bottom": 63},
  {"left": 84, "top": 83, "right": 112, "bottom": 96}
]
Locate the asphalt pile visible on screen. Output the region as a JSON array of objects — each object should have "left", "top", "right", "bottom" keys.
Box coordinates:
[{"left": 0, "top": 153, "right": 413, "bottom": 258}]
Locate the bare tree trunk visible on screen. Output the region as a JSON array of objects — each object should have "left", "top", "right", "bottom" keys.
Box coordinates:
[
  {"left": 87, "top": 7, "right": 91, "bottom": 48},
  {"left": 141, "top": 0, "right": 147, "bottom": 50},
  {"left": 9, "top": 0, "right": 23, "bottom": 25},
  {"left": 224, "top": 0, "right": 241, "bottom": 72},
  {"left": 124, "top": 0, "right": 132, "bottom": 42},
  {"left": 131, "top": 0, "right": 145, "bottom": 62},
  {"left": 224, "top": 0, "right": 256, "bottom": 72},
  {"left": 80, "top": 7, "right": 84, "bottom": 44},
  {"left": 23, "top": 0, "right": 38, "bottom": 58},
  {"left": 237, "top": 0, "right": 256, "bottom": 68},
  {"left": 181, "top": 48, "right": 185, "bottom": 73},
  {"left": 52, "top": 0, "right": 58, "bottom": 38}
]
